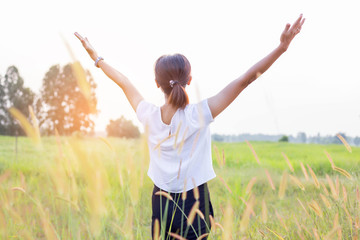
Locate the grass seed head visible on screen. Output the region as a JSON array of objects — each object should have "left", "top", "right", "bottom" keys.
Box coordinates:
[
  {"left": 342, "top": 203, "right": 353, "bottom": 225},
  {"left": 275, "top": 210, "right": 288, "bottom": 231},
  {"left": 326, "top": 174, "right": 338, "bottom": 200},
  {"left": 265, "top": 169, "right": 275, "bottom": 191},
  {"left": 218, "top": 176, "right": 232, "bottom": 194},
  {"left": 320, "top": 193, "right": 332, "bottom": 209},
  {"left": 321, "top": 182, "right": 330, "bottom": 196},
  {"left": 336, "top": 133, "right": 352, "bottom": 153},
  {"left": 215, "top": 222, "right": 224, "bottom": 232},
  {"left": 289, "top": 174, "right": 305, "bottom": 191},
  {"left": 11, "top": 187, "right": 26, "bottom": 193},
  {"left": 222, "top": 202, "right": 233, "bottom": 239},
  {"left": 187, "top": 201, "right": 200, "bottom": 226},
  {"left": 300, "top": 162, "right": 309, "bottom": 181},
  {"left": 324, "top": 150, "right": 335, "bottom": 169},
  {"left": 313, "top": 228, "right": 320, "bottom": 240},
  {"left": 297, "top": 198, "right": 310, "bottom": 217},
  {"left": 155, "top": 191, "right": 173, "bottom": 201},
  {"left": 265, "top": 226, "right": 284, "bottom": 240},
  {"left": 177, "top": 158, "right": 183, "bottom": 179},
  {"left": 182, "top": 179, "right": 187, "bottom": 200},
  {"left": 192, "top": 178, "right": 199, "bottom": 200},
  {"left": 177, "top": 127, "right": 188, "bottom": 154},
  {"left": 333, "top": 166, "right": 352, "bottom": 179},
  {"left": 197, "top": 233, "right": 209, "bottom": 240},
  {"left": 168, "top": 232, "right": 186, "bottom": 240},
  {"left": 153, "top": 219, "right": 160, "bottom": 240},
  {"left": 240, "top": 196, "right": 255, "bottom": 233},
  {"left": 307, "top": 164, "right": 320, "bottom": 189},
  {"left": 281, "top": 152, "right": 294, "bottom": 172},
  {"left": 213, "top": 145, "right": 222, "bottom": 168},
  {"left": 308, "top": 200, "right": 323, "bottom": 218},
  {"left": 222, "top": 149, "right": 226, "bottom": 166},
  {"left": 9, "top": 107, "right": 41, "bottom": 145},
  {"left": 195, "top": 209, "right": 205, "bottom": 219},
  {"left": 173, "top": 122, "right": 182, "bottom": 148},
  {"left": 245, "top": 177, "right": 257, "bottom": 195},
  {"left": 245, "top": 140, "right": 261, "bottom": 165},
  {"left": 209, "top": 215, "right": 216, "bottom": 230},
  {"left": 342, "top": 185, "right": 348, "bottom": 203},
  {"left": 278, "top": 171, "right": 288, "bottom": 199},
  {"left": 262, "top": 200, "right": 268, "bottom": 223}
]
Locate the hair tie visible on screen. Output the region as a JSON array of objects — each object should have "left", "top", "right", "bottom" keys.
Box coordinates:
[{"left": 169, "top": 80, "right": 179, "bottom": 88}]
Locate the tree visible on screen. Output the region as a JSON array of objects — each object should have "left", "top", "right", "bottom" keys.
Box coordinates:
[
  {"left": 39, "top": 64, "right": 97, "bottom": 135},
  {"left": 0, "top": 66, "right": 35, "bottom": 136},
  {"left": 297, "top": 132, "right": 307, "bottom": 143},
  {"left": 279, "top": 135, "right": 289, "bottom": 142},
  {"left": 354, "top": 137, "right": 360, "bottom": 146},
  {"left": 212, "top": 134, "right": 224, "bottom": 142},
  {"left": 106, "top": 116, "right": 140, "bottom": 138}
]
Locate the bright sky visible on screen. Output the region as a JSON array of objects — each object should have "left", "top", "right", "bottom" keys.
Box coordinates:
[{"left": 1, "top": 0, "right": 359, "bottom": 137}]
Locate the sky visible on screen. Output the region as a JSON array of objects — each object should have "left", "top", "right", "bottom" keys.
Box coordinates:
[{"left": 1, "top": 0, "right": 359, "bottom": 137}]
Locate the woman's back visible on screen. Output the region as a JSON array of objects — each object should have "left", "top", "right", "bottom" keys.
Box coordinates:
[{"left": 137, "top": 99, "right": 216, "bottom": 193}]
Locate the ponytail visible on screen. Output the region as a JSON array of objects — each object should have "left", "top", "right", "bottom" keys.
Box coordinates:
[
  {"left": 154, "top": 54, "right": 192, "bottom": 109},
  {"left": 168, "top": 81, "right": 189, "bottom": 109}
]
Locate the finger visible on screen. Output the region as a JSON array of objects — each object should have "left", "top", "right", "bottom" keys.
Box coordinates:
[
  {"left": 300, "top": 18, "right": 306, "bottom": 27},
  {"left": 282, "top": 23, "right": 291, "bottom": 35},
  {"left": 295, "top": 18, "right": 306, "bottom": 33},
  {"left": 290, "top": 14, "right": 303, "bottom": 31},
  {"left": 74, "top": 32, "right": 84, "bottom": 41}
]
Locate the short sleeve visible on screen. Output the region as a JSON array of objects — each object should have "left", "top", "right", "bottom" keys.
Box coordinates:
[
  {"left": 200, "top": 99, "right": 214, "bottom": 125},
  {"left": 187, "top": 99, "right": 214, "bottom": 128},
  {"left": 136, "top": 100, "right": 154, "bottom": 125}
]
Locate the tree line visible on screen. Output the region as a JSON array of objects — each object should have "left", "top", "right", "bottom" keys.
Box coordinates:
[
  {"left": 0, "top": 65, "right": 139, "bottom": 138},
  {"left": 212, "top": 132, "right": 360, "bottom": 146}
]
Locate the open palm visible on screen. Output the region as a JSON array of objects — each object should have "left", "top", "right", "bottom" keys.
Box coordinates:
[
  {"left": 280, "top": 14, "right": 305, "bottom": 51},
  {"left": 74, "top": 32, "right": 98, "bottom": 61}
]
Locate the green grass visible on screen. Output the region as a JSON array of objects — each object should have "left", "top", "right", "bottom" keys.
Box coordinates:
[{"left": 0, "top": 136, "right": 359, "bottom": 239}]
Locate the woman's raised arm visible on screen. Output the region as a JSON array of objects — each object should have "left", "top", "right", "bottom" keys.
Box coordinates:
[
  {"left": 207, "top": 14, "right": 305, "bottom": 119},
  {"left": 74, "top": 32, "right": 144, "bottom": 112}
]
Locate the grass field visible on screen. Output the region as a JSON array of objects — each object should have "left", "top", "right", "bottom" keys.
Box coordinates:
[{"left": 0, "top": 135, "right": 359, "bottom": 239}]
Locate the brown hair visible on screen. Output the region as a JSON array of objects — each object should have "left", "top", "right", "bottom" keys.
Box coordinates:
[{"left": 155, "top": 54, "right": 191, "bottom": 109}]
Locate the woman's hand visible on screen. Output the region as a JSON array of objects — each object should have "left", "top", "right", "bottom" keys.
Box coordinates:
[
  {"left": 279, "top": 14, "right": 305, "bottom": 51},
  {"left": 74, "top": 32, "right": 98, "bottom": 61}
]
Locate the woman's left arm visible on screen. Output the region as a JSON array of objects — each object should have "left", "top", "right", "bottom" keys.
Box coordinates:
[{"left": 74, "top": 32, "right": 144, "bottom": 112}]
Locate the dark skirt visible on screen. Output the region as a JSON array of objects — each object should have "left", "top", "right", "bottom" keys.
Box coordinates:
[{"left": 151, "top": 182, "right": 214, "bottom": 240}]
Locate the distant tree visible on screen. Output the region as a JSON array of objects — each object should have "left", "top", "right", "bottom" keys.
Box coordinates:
[
  {"left": 332, "top": 132, "right": 347, "bottom": 144},
  {"left": 297, "top": 132, "right": 307, "bottom": 143},
  {"left": 106, "top": 116, "right": 140, "bottom": 138},
  {"left": 212, "top": 134, "right": 224, "bottom": 142},
  {"left": 354, "top": 137, "right": 360, "bottom": 146},
  {"left": 39, "top": 64, "right": 97, "bottom": 135},
  {"left": 279, "top": 135, "right": 289, "bottom": 142},
  {"left": 0, "top": 66, "right": 35, "bottom": 136}
]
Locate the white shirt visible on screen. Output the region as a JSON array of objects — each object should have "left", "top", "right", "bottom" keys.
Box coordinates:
[{"left": 136, "top": 99, "right": 216, "bottom": 193}]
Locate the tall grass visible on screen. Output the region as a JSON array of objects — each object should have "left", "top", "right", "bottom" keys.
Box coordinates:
[{"left": 0, "top": 136, "right": 359, "bottom": 239}]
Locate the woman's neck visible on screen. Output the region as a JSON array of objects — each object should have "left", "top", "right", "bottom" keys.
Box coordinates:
[{"left": 160, "top": 103, "right": 178, "bottom": 125}]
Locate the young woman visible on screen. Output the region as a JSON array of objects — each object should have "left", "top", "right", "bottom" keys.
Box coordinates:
[{"left": 75, "top": 14, "right": 305, "bottom": 239}]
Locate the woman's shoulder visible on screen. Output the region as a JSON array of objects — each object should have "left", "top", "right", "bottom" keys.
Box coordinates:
[
  {"left": 184, "top": 99, "right": 213, "bottom": 125},
  {"left": 136, "top": 100, "right": 158, "bottom": 123},
  {"left": 136, "top": 99, "right": 157, "bottom": 111}
]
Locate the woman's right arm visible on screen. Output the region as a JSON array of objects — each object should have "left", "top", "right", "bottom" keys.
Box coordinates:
[
  {"left": 74, "top": 32, "right": 144, "bottom": 112},
  {"left": 207, "top": 14, "right": 305, "bottom": 119}
]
